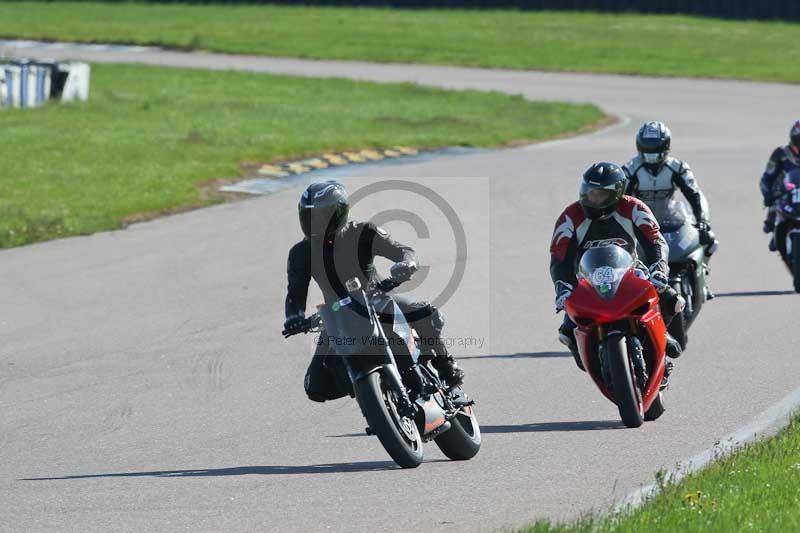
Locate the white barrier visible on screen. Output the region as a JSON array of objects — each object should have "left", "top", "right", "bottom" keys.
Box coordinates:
[
  {"left": 0, "top": 62, "right": 51, "bottom": 108},
  {"left": 58, "top": 62, "right": 90, "bottom": 102},
  {"left": 0, "top": 60, "right": 90, "bottom": 108}
]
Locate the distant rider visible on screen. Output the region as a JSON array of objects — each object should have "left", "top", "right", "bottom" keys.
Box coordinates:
[
  {"left": 283, "top": 180, "right": 464, "bottom": 402},
  {"left": 623, "top": 121, "right": 718, "bottom": 299},
  {"left": 760, "top": 120, "right": 800, "bottom": 251},
  {"left": 550, "top": 162, "right": 685, "bottom": 377}
]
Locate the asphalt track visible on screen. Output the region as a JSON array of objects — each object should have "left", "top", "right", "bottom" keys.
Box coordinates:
[{"left": 2, "top": 44, "right": 800, "bottom": 532}]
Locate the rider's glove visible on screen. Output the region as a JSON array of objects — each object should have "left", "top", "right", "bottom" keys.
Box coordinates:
[
  {"left": 674, "top": 294, "right": 687, "bottom": 314},
  {"left": 390, "top": 261, "right": 418, "bottom": 282},
  {"left": 695, "top": 221, "right": 714, "bottom": 245},
  {"left": 696, "top": 220, "right": 710, "bottom": 233},
  {"left": 649, "top": 270, "right": 669, "bottom": 293},
  {"left": 283, "top": 314, "right": 306, "bottom": 335},
  {"left": 554, "top": 281, "right": 573, "bottom": 312}
]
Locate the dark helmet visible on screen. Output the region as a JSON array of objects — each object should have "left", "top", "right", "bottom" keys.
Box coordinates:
[
  {"left": 636, "top": 121, "right": 672, "bottom": 171},
  {"left": 298, "top": 181, "right": 349, "bottom": 240},
  {"left": 790, "top": 120, "right": 800, "bottom": 150},
  {"left": 579, "top": 162, "right": 626, "bottom": 220}
]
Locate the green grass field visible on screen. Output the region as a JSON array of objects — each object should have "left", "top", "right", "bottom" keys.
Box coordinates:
[
  {"left": 1, "top": 2, "right": 798, "bottom": 82},
  {"left": 0, "top": 64, "right": 603, "bottom": 248},
  {"left": 526, "top": 416, "right": 800, "bottom": 532}
]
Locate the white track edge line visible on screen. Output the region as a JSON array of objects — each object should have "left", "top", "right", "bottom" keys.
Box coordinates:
[{"left": 614, "top": 384, "right": 800, "bottom": 512}]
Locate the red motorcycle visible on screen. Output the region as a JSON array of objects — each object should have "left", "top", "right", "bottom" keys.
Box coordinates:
[{"left": 565, "top": 245, "right": 667, "bottom": 428}]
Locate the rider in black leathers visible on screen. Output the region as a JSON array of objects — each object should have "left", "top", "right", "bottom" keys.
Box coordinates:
[{"left": 283, "top": 181, "right": 464, "bottom": 402}]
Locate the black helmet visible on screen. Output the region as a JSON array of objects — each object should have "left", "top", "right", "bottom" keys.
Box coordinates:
[
  {"left": 790, "top": 120, "right": 800, "bottom": 150},
  {"left": 636, "top": 121, "right": 671, "bottom": 171},
  {"left": 299, "top": 181, "right": 349, "bottom": 240},
  {"left": 579, "top": 162, "right": 626, "bottom": 220}
]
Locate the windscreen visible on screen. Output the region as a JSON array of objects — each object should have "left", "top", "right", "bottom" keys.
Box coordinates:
[
  {"left": 577, "top": 246, "right": 635, "bottom": 299},
  {"left": 650, "top": 199, "right": 693, "bottom": 232}
]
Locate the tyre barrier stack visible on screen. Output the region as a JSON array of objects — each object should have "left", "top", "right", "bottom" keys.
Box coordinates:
[{"left": 0, "top": 59, "right": 90, "bottom": 109}]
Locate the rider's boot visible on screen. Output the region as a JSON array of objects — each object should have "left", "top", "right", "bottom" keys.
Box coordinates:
[
  {"left": 764, "top": 213, "right": 777, "bottom": 252},
  {"left": 434, "top": 354, "right": 465, "bottom": 389},
  {"left": 660, "top": 289, "right": 684, "bottom": 358},
  {"left": 703, "top": 263, "right": 715, "bottom": 300},
  {"left": 666, "top": 332, "right": 683, "bottom": 359},
  {"left": 429, "top": 342, "right": 464, "bottom": 389},
  {"left": 558, "top": 316, "right": 585, "bottom": 371},
  {"left": 660, "top": 360, "right": 674, "bottom": 390},
  {"left": 769, "top": 236, "right": 777, "bottom": 252}
]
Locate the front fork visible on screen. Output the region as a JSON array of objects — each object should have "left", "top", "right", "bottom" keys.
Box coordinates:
[
  {"left": 347, "top": 351, "right": 416, "bottom": 417},
  {"left": 597, "top": 323, "right": 647, "bottom": 393}
]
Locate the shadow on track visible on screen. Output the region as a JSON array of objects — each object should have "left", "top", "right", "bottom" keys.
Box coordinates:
[
  {"left": 716, "top": 290, "right": 794, "bottom": 298},
  {"left": 481, "top": 420, "right": 623, "bottom": 433},
  {"left": 460, "top": 351, "right": 571, "bottom": 360},
  {"left": 20, "top": 461, "right": 400, "bottom": 481}
]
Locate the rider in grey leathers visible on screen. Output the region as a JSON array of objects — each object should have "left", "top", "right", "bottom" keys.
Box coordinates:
[{"left": 623, "top": 121, "right": 719, "bottom": 299}]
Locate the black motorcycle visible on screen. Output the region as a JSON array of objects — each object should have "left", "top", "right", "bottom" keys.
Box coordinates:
[
  {"left": 283, "top": 275, "right": 481, "bottom": 469},
  {"left": 770, "top": 169, "right": 800, "bottom": 292},
  {"left": 652, "top": 200, "right": 710, "bottom": 349}
]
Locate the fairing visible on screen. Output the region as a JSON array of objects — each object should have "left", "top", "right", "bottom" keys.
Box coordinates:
[{"left": 566, "top": 264, "right": 667, "bottom": 413}]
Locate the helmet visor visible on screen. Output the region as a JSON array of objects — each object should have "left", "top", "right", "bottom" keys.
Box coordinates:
[
  {"left": 581, "top": 187, "right": 617, "bottom": 209},
  {"left": 642, "top": 152, "right": 665, "bottom": 165},
  {"left": 299, "top": 203, "right": 348, "bottom": 239}
]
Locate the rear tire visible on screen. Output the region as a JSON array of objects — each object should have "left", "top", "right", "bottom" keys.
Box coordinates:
[
  {"left": 354, "top": 371, "right": 423, "bottom": 469},
  {"left": 792, "top": 233, "right": 800, "bottom": 293},
  {"left": 607, "top": 335, "right": 644, "bottom": 428},
  {"left": 434, "top": 406, "right": 481, "bottom": 461},
  {"left": 644, "top": 392, "right": 666, "bottom": 421}
]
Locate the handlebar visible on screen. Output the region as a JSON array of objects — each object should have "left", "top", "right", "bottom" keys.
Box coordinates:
[
  {"left": 375, "top": 276, "right": 403, "bottom": 293},
  {"left": 281, "top": 275, "right": 408, "bottom": 338}
]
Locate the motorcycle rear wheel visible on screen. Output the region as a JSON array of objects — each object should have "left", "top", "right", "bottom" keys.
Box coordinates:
[
  {"left": 607, "top": 335, "right": 644, "bottom": 428},
  {"left": 434, "top": 404, "right": 481, "bottom": 460},
  {"left": 355, "top": 371, "right": 424, "bottom": 469}
]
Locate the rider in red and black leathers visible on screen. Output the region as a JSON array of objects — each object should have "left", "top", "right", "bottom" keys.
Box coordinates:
[{"left": 550, "top": 162, "right": 683, "bottom": 370}]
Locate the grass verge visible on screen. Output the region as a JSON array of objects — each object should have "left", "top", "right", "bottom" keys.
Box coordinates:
[
  {"left": 526, "top": 416, "right": 800, "bottom": 532},
  {"left": 0, "top": 3, "right": 799, "bottom": 83},
  {"left": 0, "top": 63, "right": 603, "bottom": 248}
]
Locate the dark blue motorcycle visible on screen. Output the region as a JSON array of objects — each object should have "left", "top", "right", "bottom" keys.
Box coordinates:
[{"left": 772, "top": 169, "right": 800, "bottom": 292}]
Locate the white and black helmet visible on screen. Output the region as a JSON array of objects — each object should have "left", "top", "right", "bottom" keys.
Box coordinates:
[
  {"left": 298, "top": 181, "right": 349, "bottom": 240},
  {"left": 636, "top": 121, "right": 672, "bottom": 170}
]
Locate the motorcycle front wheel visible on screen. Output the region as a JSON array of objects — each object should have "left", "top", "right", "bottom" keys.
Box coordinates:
[
  {"left": 355, "top": 371, "right": 423, "bottom": 469},
  {"left": 607, "top": 335, "right": 644, "bottom": 428}
]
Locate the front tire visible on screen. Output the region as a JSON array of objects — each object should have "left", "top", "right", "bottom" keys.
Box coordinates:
[
  {"left": 434, "top": 405, "right": 481, "bottom": 460},
  {"left": 607, "top": 335, "right": 644, "bottom": 428},
  {"left": 791, "top": 233, "right": 800, "bottom": 293},
  {"left": 354, "top": 371, "right": 423, "bottom": 469}
]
